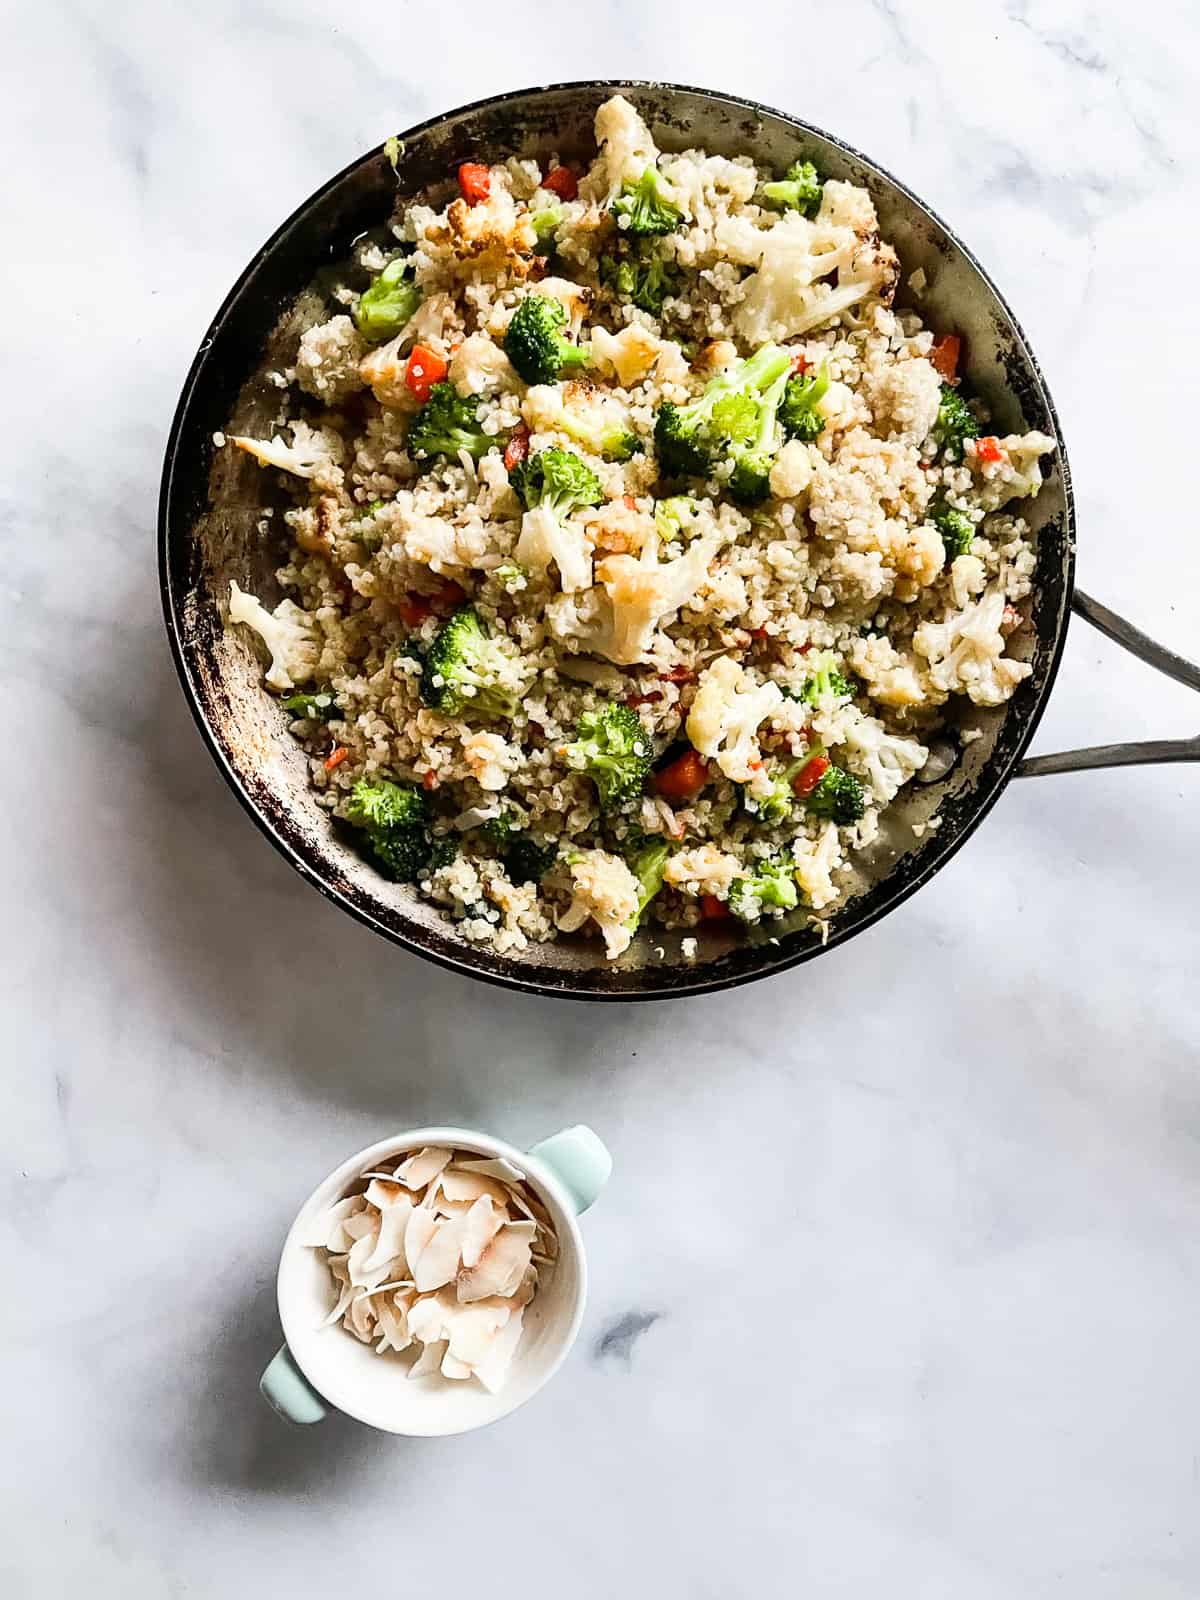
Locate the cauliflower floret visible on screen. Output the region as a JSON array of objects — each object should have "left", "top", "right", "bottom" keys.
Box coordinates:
[
  {"left": 792, "top": 821, "right": 844, "bottom": 910},
  {"left": 686, "top": 656, "right": 784, "bottom": 784},
  {"left": 664, "top": 844, "right": 740, "bottom": 897},
  {"left": 424, "top": 185, "right": 537, "bottom": 275},
  {"left": 863, "top": 355, "right": 942, "bottom": 443},
  {"left": 556, "top": 849, "right": 641, "bottom": 959},
  {"left": 581, "top": 94, "right": 660, "bottom": 204},
  {"left": 227, "top": 581, "right": 321, "bottom": 691},
  {"left": 913, "top": 586, "right": 1033, "bottom": 707},
  {"left": 461, "top": 729, "right": 517, "bottom": 792},
  {"left": 516, "top": 506, "right": 593, "bottom": 593},
  {"left": 849, "top": 634, "right": 936, "bottom": 709},
  {"left": 588, "top": 532, "right": 723, "bottom": 665},
  {"left": 949, "top": 552, "right": 987, "bottom": 608},
  {"left": 967, "top": 432, "right": 1056, "bottom": 511},
  {"left": 295, "top": 315, "right": 368, "bottom": 405},
  {"left": 229, "top": 421, "right": 345, "bottom": 482},
  {"left": 734, "top": 207, "right": 899, "bottom": 344},
  {"left": 768, "top": 439, "right": 816, "bottom": 499},
  {"left": 448, "top": 332, "right": 518, "bottom": 395},
  {"left": 399, "top": 510, "right": 492, "bottom": 576},
  {"left": 589, "top": 324, "right": 669, "bottom": 387},
  {"left": 816, "top": 179, "right": 878, "bottom": 233},
  {"left": 839, "top": 709, "right": 929, "bottom": 804}
]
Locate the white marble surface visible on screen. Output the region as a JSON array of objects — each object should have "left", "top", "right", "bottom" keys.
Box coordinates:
[{"left": 4, "top": 1, "right": 1200, "bottom": 1593}]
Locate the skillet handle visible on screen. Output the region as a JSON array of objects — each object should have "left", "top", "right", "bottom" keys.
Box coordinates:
[{"left": 1015, "top": 589, "right": 1200, "bottom": 778}]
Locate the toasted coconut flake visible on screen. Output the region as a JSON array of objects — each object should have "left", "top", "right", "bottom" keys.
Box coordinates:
[
  {"left": 474, "top": 1304, "right": 528, "bottom": 1394},
  {"left": 403, "top": 1204, "right": 439, "bottom": 1273},
  {"left": 438, "top": 1167, "right": 515, "bottom": 1209},
  {"left": 454, "top": 1156, "right": 529, "bottom": 1185},
  {"left": 360, "top": 1193, "right": 414, "bottom": 1275},
  {"left": 408, "top": 1339, "right": 448, "bottom": 1379},
  {"left": 411, "top": 1214, "right": 468, "bottom": 1293},
  {"left": 300, "top": 1194, "right": 367, "bottom": 1251},
  {"left": 461, "top": 1193, "right": 506, "bottom": 1269},
  {"left": 457, "top": 1220, "right": 536, "bottom": 1303},
  {"left": 396, "top": 1147, "right": 453, "bottom": 1190}
]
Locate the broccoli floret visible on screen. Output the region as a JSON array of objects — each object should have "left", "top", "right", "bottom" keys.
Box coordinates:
[
  {"left": 931, "top": 383, "right": 978, "bottom": 462},
  {"left": 728, "top": 854, "right": 800, "bottom": 922},
  {"left": 420, "top": 606, "right": 520, "bottom": 721},
  {"left": 482, "top": 813, "right": 555, "bottom": 883},
  {"left": 509, "top": 446, "right": 603, "bottom": 516},
  {"left": 564, "top": 703, "right": 653, "bottom": 812},
  {"left": 599, "top": 251, "right": 680, "bottom": 315},
  {"left": 779, "top": 361, "right": 830, "bottom": 443},
  {"left": 654, "top": 343, "right": 792, "bottom": 479},
  {"left": 281, "top": 688, "right": 339, "bottom": 721},
  {"left": 353, "top": 257, "right": 422, "bottom": 344},
  {"left": 504, "top": 834, "right": 557, "bottom": 885},
  {"left": 797, "top": 650, "right": 853, "bottom": 705},
  {"left": 345, "top": 778, "right": 428, "bottom": 833},
  {"left": 503, "top": 294, "right": 590, "bottom": 385},
  {"left": 758, "top": 159, "right": 823, "bottom": 217},
  {"left": 407, "top": 382, "right": 493, "bottom": 462},
  {"left": 625, "top": 838, "right": 670, "bottom": 928},
  {"left": 610, "top": 167, "right": 683, "bottom": 237},
  {"left": 930, "top": 501, "right": 975, "bottom": 562},
  {"left": 531, "top": 203, "right": 562, "bottom": 255},
  {"left": 727, "top": 367, "right": 792, "bottom": 505},
  {"left": 653, "top": 495, "right": 699, "bottom": 543},
  {"left": 426, "top": 836, "right": 460, "bottom": 872},
  {"left": 344, "top": 779, "right": 431, "bottom": 882},
  {"left": 806, "top": 764, "right": 866, "bottom": 824},
  {"left": 368, "top": 828, "right": 432, "bottom": 882}
]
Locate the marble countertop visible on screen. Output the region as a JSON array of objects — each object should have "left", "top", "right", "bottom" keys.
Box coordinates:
[{"left": 5, "top": 2, "right": 1200, "bottom": 1593}]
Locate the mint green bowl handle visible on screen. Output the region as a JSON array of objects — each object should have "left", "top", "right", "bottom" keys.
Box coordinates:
[
  {"left": 527, "top": 1124, "right": 612, "bottom": 1214},
  {"left": 260, "top": 1344, "right": 327, "bottom": 1424}
]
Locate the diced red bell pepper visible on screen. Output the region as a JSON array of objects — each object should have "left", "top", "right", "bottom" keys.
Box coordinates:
[
  {"left": 660, "top": 665, "right": 695, "bottom": 684},
  {"left": 421, "top": 769, "right": 439, "bottom": 791},
  {"left": 504, "top": 424, "right": 530, "bottom": 472},
  {"left": 324, "top": 746, "right": 349, "bottom": 772},
  {"left": 654, "top": 749, "right": 710, "bottom": 804},
  {"left": 457, "top": 162, "right": 491, "bottom": 205},
  {"left": 929, "top": 334, "right": 961, "bottom": 382},
  {"left": 541, "top": 165, "right": 578, "bottom": 202},
  {"left": 975, "top": 435, "right": 1004, "bottom": 464},
  {"left": 700, "top": 894, "right": 732, "bottom": 921},
  {"left": 405, "top": 344, "right": 447, "bottom": 401},
  {"left": 792, "top": 754, "right": 830, "bottom": 799},
  {"left": 397, "top": 594, "right": 433, "bottom": 628},
  {"left": 789, "top": 349, "right": 809, "bottom": 374}
]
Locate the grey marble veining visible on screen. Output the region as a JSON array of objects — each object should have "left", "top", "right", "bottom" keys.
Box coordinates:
[{"left": 3, "top": 1, "right": 1200, "bottom": 1594}]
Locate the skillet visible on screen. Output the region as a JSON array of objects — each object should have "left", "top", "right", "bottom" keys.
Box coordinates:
[{"left": 159, "top": 80, "right": 1200, "bottom": 1000}]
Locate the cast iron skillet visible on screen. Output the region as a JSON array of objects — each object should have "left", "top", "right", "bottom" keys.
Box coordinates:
[{"left": 159, "top": 81, "right": 1200, "bottom": 1001}]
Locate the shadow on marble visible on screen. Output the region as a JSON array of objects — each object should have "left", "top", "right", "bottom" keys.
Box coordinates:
[{"left": 178, "top": 1276, "right": 413, "bottom": 1496}]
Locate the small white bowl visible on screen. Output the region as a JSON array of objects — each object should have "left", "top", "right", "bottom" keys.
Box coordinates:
[{"left": 260, "top": 1124, "right": 611, "bottom": 1436}]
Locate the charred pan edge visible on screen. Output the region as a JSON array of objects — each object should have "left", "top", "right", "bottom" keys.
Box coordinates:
[{"left": 159, "top": 79, "right": 1075, "bottom": 1002}]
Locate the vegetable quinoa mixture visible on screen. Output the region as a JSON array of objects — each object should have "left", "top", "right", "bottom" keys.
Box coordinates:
[{"left": 223, "top": 95, "right": 1054, "bottom": 961}]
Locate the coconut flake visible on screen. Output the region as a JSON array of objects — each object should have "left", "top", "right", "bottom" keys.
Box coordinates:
[
  {"left": 457, "top": 1221, "right": 536, "bottom": 1304},
  {"left": 396, "top": 1147, "right": 453, "bottom": 1190}
]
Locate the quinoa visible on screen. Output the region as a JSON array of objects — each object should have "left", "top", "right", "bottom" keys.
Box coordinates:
[{"left": 223, "top": 95, "right": 1054, "bottom": 961}]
